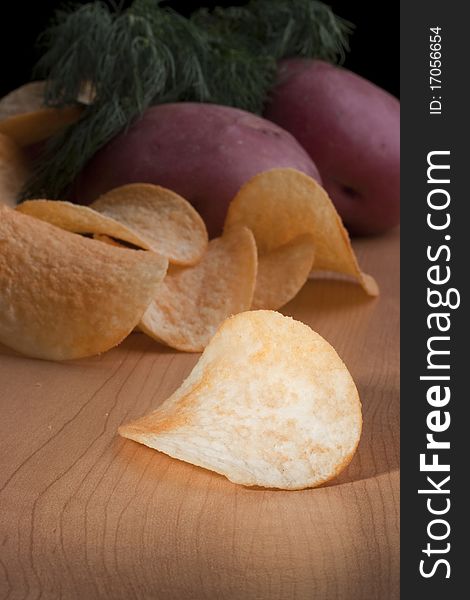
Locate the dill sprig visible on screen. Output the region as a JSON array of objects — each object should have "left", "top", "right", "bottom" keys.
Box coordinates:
[
  {"left": 23, "top": 0, "right": 351, "bottom": 200},
  {"left": 29, "top": 0, "right": 214, "bottom": 198},
  {"left": 191, "top": 0, "right": 352, "bottom": 63}
]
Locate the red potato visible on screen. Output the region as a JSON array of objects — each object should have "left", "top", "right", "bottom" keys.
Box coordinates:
[
  {"left": 72, "top": 103, "right": 321, "bottom": 238},
  {"left": 264, "top": 59, "right": 400, "bottom": 235}
]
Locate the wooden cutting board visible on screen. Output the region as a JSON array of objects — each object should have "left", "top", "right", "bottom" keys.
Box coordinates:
[{"left": 0, "top": 229, "right": 399, "bottom": 600}]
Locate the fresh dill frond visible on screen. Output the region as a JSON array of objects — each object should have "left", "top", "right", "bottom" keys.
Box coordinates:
[
  {"left": 191, "top": 0, "right": 352, "bottom": 63},
  {"left": 26, "top": 0, "right": 214, "bottom": 198},
  {"left": 35, "top": 2, "right": 115, "bottom": 107},
  {"left": 23, "top": 0, "right": 352, "bottom": 200}
]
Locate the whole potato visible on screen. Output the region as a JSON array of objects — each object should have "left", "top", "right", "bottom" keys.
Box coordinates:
[
  {"left": 72, "top": 103, "right": 321, "bottom": 237},
  {"left": 264, "top": 59, "right": 400, "bottom": 235}
]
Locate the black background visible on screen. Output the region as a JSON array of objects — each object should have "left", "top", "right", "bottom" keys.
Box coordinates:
[{"left": 0, "top": 1, "right": 399, "bottom": 98}]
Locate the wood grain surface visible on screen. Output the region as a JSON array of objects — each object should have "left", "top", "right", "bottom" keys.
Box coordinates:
[{"left": 0, "top": 229, "right": 400, "bottom": 600}]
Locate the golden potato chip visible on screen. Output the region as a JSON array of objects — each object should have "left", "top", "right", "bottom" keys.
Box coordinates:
[
  {"left": 120, "top": 310, "right": 362, "bottom": 490},
  {"left": 17, "top": 200, "right": 153, "bottom": 251},
  {"left": 92, "top": 234, "right": 126, "bottom": 247},
  {"left": 252, "top": 233, "right": 315, "bottom": 310},
  {"left": 139, "top": 227, "right": 257, "bottom": 352},
  {"left": 91, "top": 184, "right": 208, "bottom": 266},
  {"left": 0, "top": 134, "right": 29, "bottom": 208},
  {"left": 0, "top": 82, "right": 46, "bottom": 120},
  {"left": 0, "top": 105, "right": 83, "bottom": 147},
  {"left": 225, "top": 168, "right": 378, "bottom": 296},
  {"left": 0, "top": 206, "right": 168, "bottom": 360},
  {"left": 0, "top": 81, "right": 93, "bottom": 121}
]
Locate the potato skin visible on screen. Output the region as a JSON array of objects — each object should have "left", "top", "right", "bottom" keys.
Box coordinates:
[
  {"left": 264, "top": 59, "right": 400, "bottom": 235},
  {"left": 72, "top": 103, "right": 320, "bottom": 238}
]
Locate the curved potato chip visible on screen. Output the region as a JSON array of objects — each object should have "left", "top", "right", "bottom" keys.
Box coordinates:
[
  {"left": 139, "top": 226, "right": 257, "bottom": 352},
  {"left": 0, "top": 206, "right": 168, "bottom": 360},
  {"left": 0, "top": 81, "right": 94, "bottom": 121},
  {"left": 0, "top": 134, "right": 29, "bottom": 208},
  {"left": 91, "top": 184, "right": 208, "bottom": 266},
  {"left": 0, "top": 105, "right": 83, "bottom": 147},
  {"left": 17, "top": 200, "right": 153, "bottom": 251},
  {"left": 0, "top": 82, "right": 46, "bottom": 120},
  {"left": 92, "top": 234, "right": 126, "bottom": 247},
  {"left": 225, "top": 168, "right": 378, "bottom": 296},
  {"left": 252, "top": 233, "right": 316, "bottom": 310},
  {"left": 120, "top": 310, "right": 362, "bottom": 490}
]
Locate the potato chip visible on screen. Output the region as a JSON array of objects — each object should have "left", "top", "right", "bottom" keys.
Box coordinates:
[
  {"left": 225, "top": 168, "right": 378, "bottom": 296},
  {"left": 120, "top": 310, "right": 362, "bottom": 490},
  {"left": 91, "top": 184, "right": 208, "bottom": 266},
  {"left": 0, "top": 82, "right": 46, "bottom": 120},
  {"left": 0, "top": 105, "right": 83, "bottom": 147},
  {"left": 0, "top": 206, "right": 168, "bottom": 360},
  {"left": 17, "top": 200, "right": 153, "bottom": 251},
  {"left": 0, "top": 134, "right": 29, "bottom": 208},
  {"left": 0, "top": 81, "right": 93, "bottom": 121},
  {"left": 252, "top": 233, "right": 315, "bottom": 310},
  {"left": 92, "top": 234, "right": 126, "bottom": 247},
  {"left": 139, "top": 226, "right": 257, "bottom": 352}
]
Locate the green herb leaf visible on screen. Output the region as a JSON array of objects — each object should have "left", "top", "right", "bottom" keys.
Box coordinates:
[{"left": 191, "top": 0, "right": 352, "bottom": 63}]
